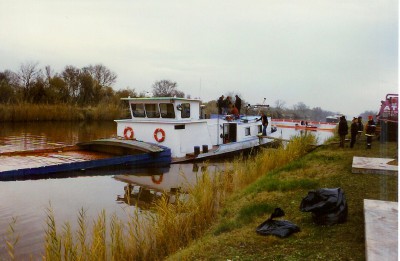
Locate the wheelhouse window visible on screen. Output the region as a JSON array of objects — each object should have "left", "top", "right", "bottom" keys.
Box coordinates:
[
  {"left": 181, "top": 103, "right": 190, "bottom": 118},
  {"left": 245, "top": 127, "right": 251, "bottom": 136},
  {"left": 131, "top": 104, "right": 145, "bottom": 117},
  {"left": 160, "top": 103, "right": 175, "bottom": 118},
  {"left": 145, "top": 104, "right": 160, "bottom": 118}
]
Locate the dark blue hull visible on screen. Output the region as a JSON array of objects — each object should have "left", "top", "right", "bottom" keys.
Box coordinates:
[{"left": 0, "top": 147, "right": 171, "bottom": 181}]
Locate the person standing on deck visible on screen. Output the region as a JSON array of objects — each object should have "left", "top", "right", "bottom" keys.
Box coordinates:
[
  {"left": 257, "top": 111, "right": 269, "bottom": 136},
  {"left": 235, "top": 95, "right": 242, "bottom": 114},
  {"left": 225, "top": 96, "right": 233, "bottom": 113},
  {"left": 338, "top": 116, "right": 348, "bottom": 148},
  {"left": 231, "top": 105, "right": 240, "bottom": 119},
  {"left": 217, "top": 95, "right": 224, "bottom": 114},
  {"left": 350, "top": 117, "right": 358, "bottom": 148}
]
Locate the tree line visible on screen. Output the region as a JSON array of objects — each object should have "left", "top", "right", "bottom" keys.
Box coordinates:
[
  {"left": 0, "top": 62, "right": 189, "bottom": 106},
  {"left": 0, "top": 62, "right": 375, "bottom": 121},
  {"left": 0, "top": 62, "right": 138, "bottom": 105}
]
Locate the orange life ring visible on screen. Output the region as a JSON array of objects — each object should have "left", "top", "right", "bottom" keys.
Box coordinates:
[
  {"left": 124, "top": 127, "right": 134, "bottom": 139},
  {"left": 154, "top": 128, "right": 166, "bottom": 142},
  {"left": 151, "top": 174, "right": 163, "bottom": 184}
]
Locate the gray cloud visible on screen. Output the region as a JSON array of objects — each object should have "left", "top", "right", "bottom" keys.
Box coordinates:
[{"left": 0, "top": 0, "right": 397, "bottom": 116}]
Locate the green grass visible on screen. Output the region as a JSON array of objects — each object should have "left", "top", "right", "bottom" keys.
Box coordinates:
[
  {"left": 244, "top": 177, "right": 318, "bottom": 195},
  {"left": 237, "top": 202, "right": 276, "bottom": 224},
  {"left": 167, "top": 138, "right": 398, "bottom": 261}
]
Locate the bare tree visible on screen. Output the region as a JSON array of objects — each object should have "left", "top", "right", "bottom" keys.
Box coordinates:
[
  {"left": 83, "top": 64, "right": 117, "bottom": 87},
  {"left": 152, "top": 80, "right": 184, "bottom": 97},
  {"left": 310, "top": 107, "right": 334, "bottom": 122},
  {"left": 0, "top": 71, "right": 16, "bottom": 103},
  {"left": 18, "top": 62, "right": 42, "bottom": 100},
  {"left": 62, "top": 65, "right": 81, "bottom": 101},
  {"left": 293, "top": 102, "right": 309, "bottom": 119},
  {"left": 274, "top": 99, "right": 286, "bottom": 110},
  {"left": 44, "top": 65, "right": 54, "bottom": 81},
  {"left": 273, "top": 99, "right": 286, "bottom": 118}
]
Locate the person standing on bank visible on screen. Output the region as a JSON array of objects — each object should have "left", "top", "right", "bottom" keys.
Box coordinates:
[
  {"left": 257, "top": 111, "right": 269, "bottom": 136},
  {"left": 338, "top": 116, "right": 348, "bottom": 148},
  {"left": 365, "top": 115, "right": 376, "bottom": 149},
  {"left": 350, "top": 117, "right": 358, "bottom": 148},
  {"left": 357, "top": 116, "right": 364, "bottom": 140},
  {"left": 235, "top": 95, "right": 242, "bottom": 114}
]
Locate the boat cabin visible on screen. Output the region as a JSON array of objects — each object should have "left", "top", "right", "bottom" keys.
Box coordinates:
[{"left": 115, "top": 97, "right": 271, "bottom": 158}]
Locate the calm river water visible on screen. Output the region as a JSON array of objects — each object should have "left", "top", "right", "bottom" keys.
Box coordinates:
[{"left": 0, "top": 121, "right": 334, "bottom": 259}]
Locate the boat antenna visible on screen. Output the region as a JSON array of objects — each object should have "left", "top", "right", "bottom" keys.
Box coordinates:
[{"left": 258, "top": 98, "right": 266, "bottom": 115}]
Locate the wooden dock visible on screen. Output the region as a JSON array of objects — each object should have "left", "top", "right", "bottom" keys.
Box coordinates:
[
  {"left": 352, "top": 156, "right": 398, "bottom": 175},
  {"left": 364, "top": 199, "right": 398, "bottom": 261}
]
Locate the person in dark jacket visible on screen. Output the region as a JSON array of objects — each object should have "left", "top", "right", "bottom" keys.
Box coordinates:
[
  {"left": 256, "top": 111, "right": 269, "bottom": 136},
  {"left": 217, "top": 95, "right": 224, "bottom": 115},
  {"left": 357, "top": 116, "right": 363, "bottom": 140},
  {"left": 350, "top": 117, "right": 358, "bottom": 148},
  {"left": 338, "top": 116, "right": 348, "bottom": 148},
  {"left": 235, "top": 95, "right": 242, "bottom": 114},
  {"left": 365, "top": 115, "right": 376, "bottom": 149},
  {"left": 225, "top": 96, "right": 233, "bottom": 113}
]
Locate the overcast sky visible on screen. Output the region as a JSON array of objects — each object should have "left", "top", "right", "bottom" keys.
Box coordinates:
[{"left": 0, "top": 0, "right": 398, "bottom": 117}]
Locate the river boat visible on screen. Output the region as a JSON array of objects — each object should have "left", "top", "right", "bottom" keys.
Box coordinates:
[
  {"left": 114, "top": 97, "right": 280, "bottom": 163},
  {"left": 0, "top": 97, "right": 279, "bottom": 179},
  {"left": 271, "top": 119, "right": 337, "bottom": 131}
]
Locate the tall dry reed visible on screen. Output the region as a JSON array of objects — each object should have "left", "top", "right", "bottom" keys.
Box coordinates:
[
  {"left": 5, "top": 217, "right": 19, "bottom": 261},
  {"left": 0, "top": 103, "right": 124, "bottom": 122},
  {"left": 35, "top": 133, "right": 316, "bottom": 261}
]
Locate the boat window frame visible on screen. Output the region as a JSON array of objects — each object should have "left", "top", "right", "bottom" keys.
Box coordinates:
[
  {"left": 245, "top": 127, "right": 251, "bottom": 136},
  {"left": 181, "top": 103, "right": 190, "bottom": 118},
  {"left": 159, "top": 103, "right": 176, "bottom": 118},
  {"left": 131, "top": 103, "right": 146, "bottom": 118},
  {"left": 144, "top": 103, "right": 161, "bottom": 118}
]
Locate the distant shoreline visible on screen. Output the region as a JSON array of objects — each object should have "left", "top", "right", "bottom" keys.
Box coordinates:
[{"left": 0, "top": 103, "right": 126, "bottom": 122}]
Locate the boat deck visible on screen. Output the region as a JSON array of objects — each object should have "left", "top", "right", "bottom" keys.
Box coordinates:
[
  {"left": 0, "top": 150, "right": 113, "bottom": 173},
  {"left": 172, "top": 145, "right": 219, "bottom": 163},
  {"left": 0, "top": 139, "right": 171, "bottom": 179},
  {"left": 171, "top": 135, "right": 280, "bottom": 163}
]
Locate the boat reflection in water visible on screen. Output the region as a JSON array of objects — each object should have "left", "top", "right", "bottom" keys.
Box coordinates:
[{"left": 114, "top": 162, "right": 226, "bottom": 209}]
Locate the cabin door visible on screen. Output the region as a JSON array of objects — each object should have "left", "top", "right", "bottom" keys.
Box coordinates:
[{"left": 223, "top": 123, "right": 237, "bottom": 144}]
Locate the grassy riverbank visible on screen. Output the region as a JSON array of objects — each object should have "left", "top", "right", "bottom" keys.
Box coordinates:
[
  {"left": 0, "top": 103, "right": 126, "bottom": 121},
  {"left": 167, "top": 138, "right": 398, "bottom": 260},
  {"left": 36, "top": 134, "right": 316, "bottom": 261}
]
